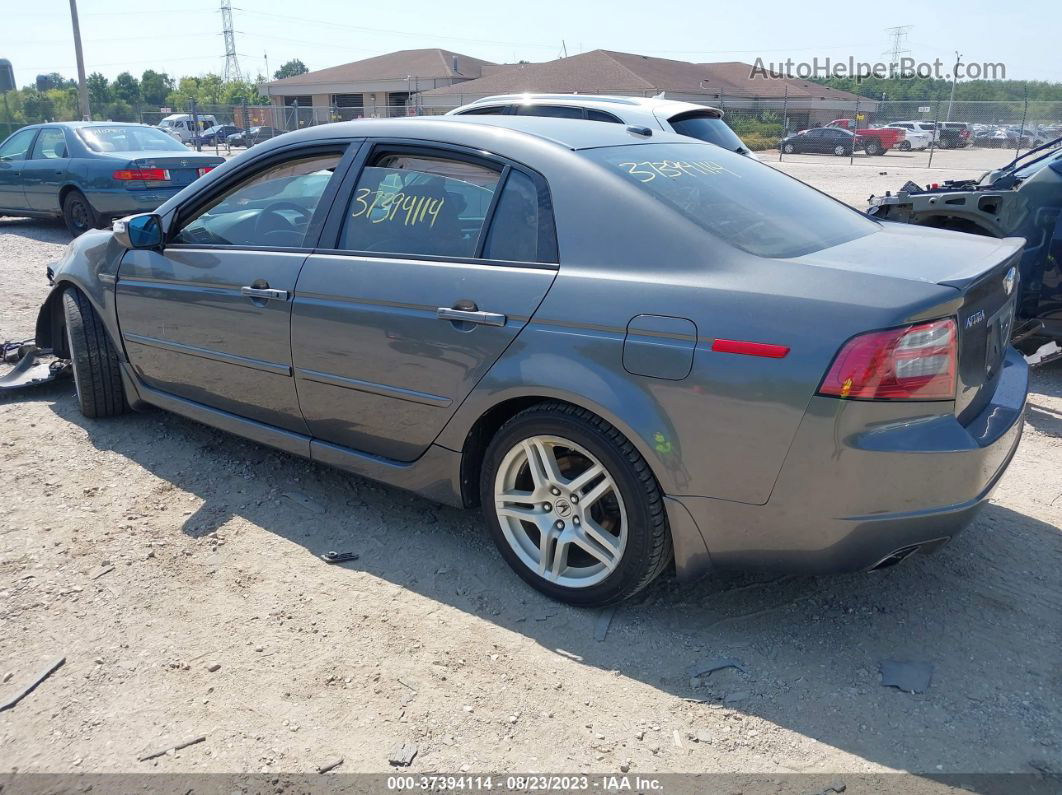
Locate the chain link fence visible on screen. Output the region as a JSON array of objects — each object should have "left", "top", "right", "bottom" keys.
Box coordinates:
[{"left": 5, "top": 94, "right": 1060, "bottom": 168}]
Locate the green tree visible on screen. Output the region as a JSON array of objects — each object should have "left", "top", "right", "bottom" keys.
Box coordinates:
[
  {"left": 140, "top": 69, "right": 174, "bottom": 106},
  {"left": 86, "top": 72, "right": 110, "bottom": 106},
  {"left": 273, "top": 59, "right": 308, "bottom": 80},
  {"left": 112, "top": 72, "right": 142, "bottom": 105}
]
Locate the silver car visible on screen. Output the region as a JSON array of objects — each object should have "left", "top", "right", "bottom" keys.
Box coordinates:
[
  {"left": 448, "top": 93, "right": 759, "bottom": 157},
  {"left": 35, "top": 116, "right": 1027, "bottom": 606}
]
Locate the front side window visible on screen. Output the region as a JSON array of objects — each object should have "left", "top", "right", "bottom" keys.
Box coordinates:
[
  {"left": 31, "top": 128, "right": 67, "bottom": 159},
  {"left": 584, "top": 142, "right": 878, "bottom": 258},
  {"left": 0, "top": 128, "right": 38, "bottom": 161},
  {"left": 174, "top": 153, "right": 341, "bottom": 248},
  {"left": 339, "top": 153, "right": 501, "bottom": 258},
  {"left": 77, "top": 125, "right": 187, "bottom": 153}
]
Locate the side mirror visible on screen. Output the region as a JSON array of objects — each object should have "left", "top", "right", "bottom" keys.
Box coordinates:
[{"left": 113, "top": 213, "right": 163, "bottom": 250}]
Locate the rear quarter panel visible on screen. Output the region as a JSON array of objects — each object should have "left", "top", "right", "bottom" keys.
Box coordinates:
[{"left": 439, "top": 154, "right": 960, "bottom": 504}]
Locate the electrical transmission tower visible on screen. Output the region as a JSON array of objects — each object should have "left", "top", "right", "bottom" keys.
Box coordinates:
[
  {"left": 883, "top": 25, "right": 913, "bottom": 71},
  {"left": 221, "top": 0, "right": 243, "bottom": 82}
]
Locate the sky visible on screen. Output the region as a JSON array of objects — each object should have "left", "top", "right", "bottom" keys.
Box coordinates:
[{"left": 3, "top": 0, "right": 1059, "bottom": 86}]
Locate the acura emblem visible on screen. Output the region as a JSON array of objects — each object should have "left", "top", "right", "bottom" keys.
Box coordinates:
[{"left": 1003, "top": 266, "right": 1016, "bottom": 296}]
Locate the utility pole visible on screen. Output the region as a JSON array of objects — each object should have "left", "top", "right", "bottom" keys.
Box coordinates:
[
  {"left": 68, "top": 0, "right": 90, "bottom": 120},
  {"left": 946, "top": 50, "right": 962, "bottom": 121}
]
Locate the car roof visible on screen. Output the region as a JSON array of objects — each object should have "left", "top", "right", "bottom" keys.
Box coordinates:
[
  {"left": 449, "top": 93, "right": 723, "bottom": 122},
  {"left": 258, "top": 115, "right": 699, "bottom": 154},
  {"left": 18, "top": 121, "right": 154, "bottom": 130}
]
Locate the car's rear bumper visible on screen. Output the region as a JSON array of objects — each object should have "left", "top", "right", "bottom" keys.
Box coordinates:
[
  {"left": 673, "top": 347, "right": 1028, "bottom": 576},
  {"left": 87, "top": 187, "right": 185, "bottom": 220}
]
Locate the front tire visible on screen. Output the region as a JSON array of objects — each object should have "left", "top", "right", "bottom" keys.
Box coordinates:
[
  {"left": 864, "top": 139, "right": 883, "bottom": 155},
  {"left": 62, "top": 289, "right": 128, "bottom": 418},
  {"left": 62, "top": 190, "right": 98, "bottom": 238},
  {"left": 480, "top": 403, "right": 672, "bottom": 606}
]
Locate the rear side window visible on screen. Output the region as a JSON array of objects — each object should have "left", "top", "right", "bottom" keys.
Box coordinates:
[
  {"left": 458, "top": 106, "right": 509, "bottom": 115},
  {"left": 668, "top": 113, "right": 749, "bottom": 154},
  {"left": 587, "top": 109, "right": 622, "bottom": 123},
  {"left": 515, "top": 105, "right": 583, "bottom": 119},
  {"left": 584, "top": 142, "right": 877, "bottom": 258},
  {"left": 31, "top": 128, "right": 67, "bottom": 159},
  {"left": 481, "top": 169, "right": 558, "bottom": 263},
  {"left": 340, "top": 153, "right": 502, "bottom": 258}
]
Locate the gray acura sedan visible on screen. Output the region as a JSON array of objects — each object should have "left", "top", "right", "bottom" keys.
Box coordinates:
[{"left": 33, "top": 117, "right": 1028, "bottom": 606}]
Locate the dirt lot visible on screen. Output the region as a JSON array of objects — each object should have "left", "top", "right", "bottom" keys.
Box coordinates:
[{"left": 1, "top": 161, "right": 1060, "bottom": 780}]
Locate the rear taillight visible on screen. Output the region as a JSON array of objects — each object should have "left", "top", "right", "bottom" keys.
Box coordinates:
[
  {"left": 197, "top": 166, "right": 215, "bottom": 177},
  {"left": 113, "top": 168, "right": 170, "bottom": 181},
  {"left": 818, "top": 318, "right": 957, "bottom": 401}
]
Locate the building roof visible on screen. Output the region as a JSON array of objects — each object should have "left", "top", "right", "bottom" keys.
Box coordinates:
[
  {"left": 417, "top": 49, "right": 871, "bottom": 102},
  {"left": 265, "top": 48, "right": 496, "bottom": 88}
]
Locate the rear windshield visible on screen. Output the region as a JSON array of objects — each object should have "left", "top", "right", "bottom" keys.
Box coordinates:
[
  {"left": 77, "top": 126, "right": 188, "bottom": 153},
  {"left": 583, "top": 142, "right": 878, "bottom": 258},
  {"left": 668, "top": 114, "right": 749, "bottom": 154}
]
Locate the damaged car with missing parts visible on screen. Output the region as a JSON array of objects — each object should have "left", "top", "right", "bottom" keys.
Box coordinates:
[
  {"left": 11, "top": 116, "right": 1029, "bottom": 606},
  {"left": 869, "top": 136, "right": 1062, "bottom": 364}
]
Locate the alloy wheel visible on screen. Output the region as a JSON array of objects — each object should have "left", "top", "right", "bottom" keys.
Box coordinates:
[{"left": 493, "top": 435, "right": 627, "bottom": 589}]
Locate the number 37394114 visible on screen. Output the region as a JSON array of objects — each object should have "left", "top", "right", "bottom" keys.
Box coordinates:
[{"left": 351, "top": 187, "right": 445, "bottom": 227}]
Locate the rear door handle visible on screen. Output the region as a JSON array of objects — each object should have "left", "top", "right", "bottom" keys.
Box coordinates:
[
  {"left": 436, "top": 307, "right": 507, "bottom": 327},
  {"left": 241, "top": 286, "right": 289, "bottom": 301}
]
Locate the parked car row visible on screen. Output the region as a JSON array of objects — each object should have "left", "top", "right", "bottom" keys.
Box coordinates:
[
  {"left": 2, "top": 107, "right": 1030, "bottom": 606},
  {"left": 971, "top": 123, "right": 1061, "bottom": 149}
]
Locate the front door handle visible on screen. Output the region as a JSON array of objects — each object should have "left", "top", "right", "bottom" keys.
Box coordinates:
[
  {"left": 436, "top": 307, "right": 507, "bottom": 327},
  {"left": 241, "top": 286, "right": 289, "bottom": 301}
]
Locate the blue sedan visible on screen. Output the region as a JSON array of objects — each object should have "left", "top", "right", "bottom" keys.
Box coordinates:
[{"left": 0, "top": 122, "right": 225, "bottom": 236}]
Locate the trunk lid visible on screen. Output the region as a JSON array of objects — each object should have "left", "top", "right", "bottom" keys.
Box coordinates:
[
  {"left": 100, "top": 151, "right": 225, "bottom": 188},
  {"left": 794, "top": 223, "right": 1024, "bottom": 421}
]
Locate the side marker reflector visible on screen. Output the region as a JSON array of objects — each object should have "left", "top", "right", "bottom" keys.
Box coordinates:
[{"left": 711, "top": 339, "right": 790, "bottom": 358}]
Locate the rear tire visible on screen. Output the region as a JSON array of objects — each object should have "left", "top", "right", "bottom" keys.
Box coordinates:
[
  {"left": 62, "top": 190, "right": 98, "bottom": 238},
  {"left": 782, "top": 143, "right": 795, "bottom": 154},
  {"left": 480, "top": 402, "right": 672, "bottom": 607},
  {"left": 834, "top": 144, "right": 848, "bottom": 156},
  {"left": 899, "top": 141, "right": 912, "bottom": 151},
  {"left": 62, "top": 288, "right": 129, "bottom": 418},
  {"left": 864, "top": 139, "right": 883, "bottom": 155}
]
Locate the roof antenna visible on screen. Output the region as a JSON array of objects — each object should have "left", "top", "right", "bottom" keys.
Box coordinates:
[{"left": 562, "top": 40, "right": 569, "bottom": 58}]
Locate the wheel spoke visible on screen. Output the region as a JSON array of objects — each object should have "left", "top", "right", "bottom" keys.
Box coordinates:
[
  {"left": 566, "top": 463, "right": 604, "bottom": 494},
  {"left": 579, "top": 519, "right": 621, "bottom": 570},
  {"left": 580, "top": 476, "right": 614, "bottom": 510},
  {"left": 573, "top": 533, "right": 619, "bottom": 571},
  {"left": 537, "top": 526, "right": 559, "bottom": 577},
  {"left": 496, "top": 503, "right": 540, "bottom": 523},
  {"left": 550, "top": 537, "right": 569, "bottom": 581}
]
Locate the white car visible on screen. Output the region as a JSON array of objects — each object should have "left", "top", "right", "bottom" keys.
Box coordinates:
[
  {"left": 886, "top": 124, "right": 932, "bottom": 150},
  {"left": 447, "top": 94, "right": 759, "bottom": 158}
]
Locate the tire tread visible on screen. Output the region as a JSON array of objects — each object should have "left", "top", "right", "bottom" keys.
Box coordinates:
[{"left": 63, "top": 288, "right": 128, "bottom": 418}]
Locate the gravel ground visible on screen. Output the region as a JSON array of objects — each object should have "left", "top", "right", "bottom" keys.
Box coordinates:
[{"left": 0, "top": 160, "right": 1059, "bottom": 779}]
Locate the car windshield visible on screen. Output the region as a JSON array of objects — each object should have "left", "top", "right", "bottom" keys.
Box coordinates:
[
  {"left": 77, "top": 125, "right": 188, "bottom": 153},
  {"left": 583, "top": 142, "right": 878, "bottom": 258},
  {"left": 668, "top": 114, "right": 749, "bottom": 153}
]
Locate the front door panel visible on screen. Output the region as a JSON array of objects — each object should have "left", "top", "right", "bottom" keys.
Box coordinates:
[
  {"left": 291, "top": 254, "right": 555, "bottom": 460},
  {"left": 117, "top": 248, "right": 308, "bottom": 433}
]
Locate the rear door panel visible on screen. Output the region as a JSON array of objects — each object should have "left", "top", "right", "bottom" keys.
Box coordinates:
[{"left": 292, "top": 254, "right": 555, "bottom": 460}]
